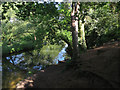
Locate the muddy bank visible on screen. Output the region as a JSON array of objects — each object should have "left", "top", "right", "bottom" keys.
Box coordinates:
[{"left": 16, "top": 41, "right": 120, "bottom": 88}]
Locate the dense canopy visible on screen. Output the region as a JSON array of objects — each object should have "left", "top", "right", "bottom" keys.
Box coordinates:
[{"left": 1, "top": 1, "right": 120, "bottom": 89}]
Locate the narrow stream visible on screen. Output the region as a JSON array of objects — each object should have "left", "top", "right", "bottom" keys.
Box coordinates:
[
  {"left": 0, "top": 60, "right": 2, "bottom": 89},
  {"left": 2, "top": 44, "right": 68, "bottom": 88}
]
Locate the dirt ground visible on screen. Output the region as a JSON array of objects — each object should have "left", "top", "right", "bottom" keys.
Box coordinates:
[{"left": 16, "top": 41, "right": 120, "bottom": 88}]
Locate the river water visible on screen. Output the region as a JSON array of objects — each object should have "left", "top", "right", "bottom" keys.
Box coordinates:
[
  {"left": 2, "top": 44, "right": 68, "bottom": 88},
  {"left": 0, "top": 60, "right": 2, "bottom": 90}
]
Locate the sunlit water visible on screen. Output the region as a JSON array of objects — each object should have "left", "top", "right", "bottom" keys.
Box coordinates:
[{"left": 2, "top": 44, "right": 68, "bottom": 88}]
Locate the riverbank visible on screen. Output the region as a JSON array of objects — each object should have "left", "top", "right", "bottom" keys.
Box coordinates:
[
  {"left": 16, "top": 41, "right": 120, "bottom": 88},
  {"left": 2, "top": 46, "right": 35, "bottom": 57}
]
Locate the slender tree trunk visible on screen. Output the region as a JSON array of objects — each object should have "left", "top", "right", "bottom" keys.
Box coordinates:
[
  {"left": 79, "top": 20, "right": 87, "bottom": 51},
  {"left": 71, "top": 2, "right": 79, "bottom": 59}
]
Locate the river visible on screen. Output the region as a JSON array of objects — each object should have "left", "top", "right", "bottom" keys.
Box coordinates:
[
  {"left": 2, "top": 44, "right": 68, "bottom": 88},
  {"left": 0, "top": 60, "right": 2, "bottom": 90}
]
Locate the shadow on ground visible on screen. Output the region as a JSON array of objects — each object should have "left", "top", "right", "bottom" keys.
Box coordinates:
[{"left": 16, "top": 41, "right": 120, "bottom": 88}]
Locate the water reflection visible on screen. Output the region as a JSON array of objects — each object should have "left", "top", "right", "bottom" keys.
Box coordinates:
[
  {"left": 55, "top": 44, "right": 68, "bottom": 63},
  {"left": 0, "top": 64, "right": 1, "bottom": 71},
  {"left": 2, "top": 44, "right": 68, "bottom": 88},
  {"left": 3, "top": 71, "right": 26, "bottom": 88}
]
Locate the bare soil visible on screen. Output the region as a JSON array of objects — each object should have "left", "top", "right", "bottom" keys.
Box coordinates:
[{"left": 16, "top": 41, "right": 120, "bottom": 88}]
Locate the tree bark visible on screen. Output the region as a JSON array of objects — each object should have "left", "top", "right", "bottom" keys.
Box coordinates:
[
  {"left": 71, "top": 2, "right": 79, "bottom": 59},
  {"left": 79, "top": 20, "right": 87, "bottom": 51}
]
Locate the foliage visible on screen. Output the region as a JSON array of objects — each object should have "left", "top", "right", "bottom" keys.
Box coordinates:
[
  {"left": 1, "top": 2, "right": 120, "bottom": 88},
  {"left": 84, "top": 2, "right": 119, "bottom": 48},
  {"left": 2, "top": 20, "right": 36, "bottom": 56},
  {"left": 1, "top": 2, "right": 120, "bottom": 66}
]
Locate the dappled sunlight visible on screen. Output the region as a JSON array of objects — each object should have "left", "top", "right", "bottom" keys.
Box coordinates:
[
  {"left": 2, "top": 43, "right": 67, "bottom": 89},
  {"left": 88, "top": 41, "right": 120, "bottom": 51},
  {"left": 40, "top": 70, "right": 45, "bottom": 72},
  {"left": 1, "top": 1, "right": 120, "bottom": 88},
  {"left": 3, "top": 72, "right": 25, "bottom": 88},
  {"left": 95, "top": 46, "right": 104, "bottom": 50}
]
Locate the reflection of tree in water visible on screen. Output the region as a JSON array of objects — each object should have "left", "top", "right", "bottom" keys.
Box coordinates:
[
  {"left": 27, "top": 44, "right": 62, "bottom": 69},
  {"left": 2, "top": 57, "right": 26, "bottom": 88},
  {"left": 3, "top": 71, "right": 25, "bottom": 88},
  {"left": 2, "top": 44, "right": 63, "bottom": 88},
  {"left": 4, "top": 44, "right": 62, "bottom": 70}
]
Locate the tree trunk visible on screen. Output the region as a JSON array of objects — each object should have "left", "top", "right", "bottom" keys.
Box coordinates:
[
  {"left": 71, "top": 2, "right": 79, "bottom": 59},
  {"left": 79, "top": 20, "right": 87, "bottom": 51}
]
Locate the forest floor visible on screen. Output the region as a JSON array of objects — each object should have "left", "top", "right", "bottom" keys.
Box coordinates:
[{"left": 16, "top": 41, "right": 120, "bottom": 88}]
